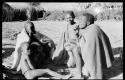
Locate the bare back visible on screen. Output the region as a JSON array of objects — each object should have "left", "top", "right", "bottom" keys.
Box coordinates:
[{"left": 20, "top": 54, "right": 31, "bottom": 74}]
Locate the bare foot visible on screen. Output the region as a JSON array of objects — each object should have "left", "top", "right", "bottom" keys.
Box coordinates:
[
  {"left": 51, "top": 74, "right": 72, "bottom": 79},
  {"left": 62, "top": 74, "right": 72, "bottom": 79},
  {"left": 72, "top": 76, "right": 84, "bottom": 79}
]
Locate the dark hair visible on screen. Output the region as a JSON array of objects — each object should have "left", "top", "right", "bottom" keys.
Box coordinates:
[
  {"left": 24, "top": 21, "right": 36, "bottom": 34},
  {"left": 82, "top": 13, "right": 95, "bottom": 24},
  {"left": 66, "top": 11, "right": 75, "bottom": 18}
]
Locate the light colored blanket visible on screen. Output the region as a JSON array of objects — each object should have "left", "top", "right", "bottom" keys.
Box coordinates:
[{"left": 79, "top": 24, "right": 114, "bottom": 79}]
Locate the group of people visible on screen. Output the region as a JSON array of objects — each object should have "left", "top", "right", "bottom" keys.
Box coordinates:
[{"left": 4, "top": 11, "right": 114, "bottom": 79}]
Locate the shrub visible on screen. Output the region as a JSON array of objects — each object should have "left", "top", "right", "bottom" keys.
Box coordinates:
[
  {"left": 96, "top": 8, "right": 123, "bottom": 21},
  {"left": 45, "top": 11, "right": 65, "bottom": 21},
  {"left": 12, "top": 9, "right": 27, "bottom": 21},
  {"left": 2, "top": 3, "right": 45, "bottom": 22},
  {"left": 2, "top": 3, "right": 14, "bottom": 22}
]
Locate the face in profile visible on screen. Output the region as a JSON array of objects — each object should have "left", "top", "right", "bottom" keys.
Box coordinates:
[
  {"left": 66, "top": 14, "right": 74, "bottom": 23},
  {"left": 25, "top": 22, "right": 35, "bottom": 37},
  {"left": 26, "top": 24, "right": 32, "bottom": 36},
  {"left": 78, "top": 16, "right": 88, "bottom": 29}
]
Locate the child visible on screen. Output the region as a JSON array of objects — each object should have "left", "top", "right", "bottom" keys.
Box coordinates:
[
  {"left": 18, "top": 42, "right": 71, "bottom": 79},
  {"left": 64, "top": 11, "right": 82, "bottom": 78}
]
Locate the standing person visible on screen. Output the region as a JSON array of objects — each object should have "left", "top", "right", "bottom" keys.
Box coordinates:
[
  {"left": 11, "top": 21, "right": 55, "bottom": 71},
  {"left": 78, "top": 13, "right": 114, "bottom": 79},
  {"left": 52, "top": 11, "right": 82, "bottom": 78}
]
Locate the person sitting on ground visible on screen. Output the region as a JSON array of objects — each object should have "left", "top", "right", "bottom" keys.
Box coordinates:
[
  {"left": 17, "top": 41, "right": 71, "bottom": 79},
  {"left": 11, "top": 21, "right": 55, "bottom": 71},
  {"left": 52, "top": 11, "right": 82, "bottom": 79}
]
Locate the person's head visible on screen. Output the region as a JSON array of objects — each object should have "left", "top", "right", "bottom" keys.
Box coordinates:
[
  {"left": 79, "top": 13, "right": 95, "bottom": 29},
  {"left": 65, "top": 11, "right": 75, "bottom": 24},
  {"left": 24, "top": 21, "right": 36, "bottom": 36},
  {"left": 20, "top": 42, "right": 30, "bottom": 55}
]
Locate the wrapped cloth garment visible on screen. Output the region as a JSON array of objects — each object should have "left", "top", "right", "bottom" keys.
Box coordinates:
[
  {"left": 79, "top": 24, "right": 114, "bottom": 79},
  {"left": 12, "top": 28, "right": 55, "bottom": 71}
]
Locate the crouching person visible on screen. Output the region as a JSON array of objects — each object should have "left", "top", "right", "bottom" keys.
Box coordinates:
[{"left": 18, "top": 42, "right": 71, "bottom": 79}]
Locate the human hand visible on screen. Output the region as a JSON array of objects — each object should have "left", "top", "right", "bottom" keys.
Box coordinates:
[{"left": 64, "top": 42, "right": 72, "bottom": 51}]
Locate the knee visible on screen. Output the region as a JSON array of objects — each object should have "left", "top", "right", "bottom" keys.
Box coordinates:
[{"left": 25, "top": 71, "right": 34, "bottom": 79}]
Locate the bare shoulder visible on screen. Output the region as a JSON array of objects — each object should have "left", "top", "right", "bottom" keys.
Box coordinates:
[{"left": 21, "top": 53, "right": 29, "bottom": 61}]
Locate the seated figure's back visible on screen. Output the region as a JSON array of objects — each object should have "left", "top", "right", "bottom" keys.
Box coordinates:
[{"left": 28, "top": 35, "right": 50, "bottom": 69}]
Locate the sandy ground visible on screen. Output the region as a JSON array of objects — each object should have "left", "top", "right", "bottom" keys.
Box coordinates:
[
  {"left": 2, "top": 20, "right": 123, "bottom": 48},
  {"left": 2, "top": 20, "right": 123, "bottom": 79}
]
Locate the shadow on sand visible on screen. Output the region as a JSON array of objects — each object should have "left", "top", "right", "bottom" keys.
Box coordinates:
[
  {"left": 103, "top": 57, "right": 123, "bottom": 79},
  {"left": 103, "top": 47, "right": 123, "bottom": 79}
]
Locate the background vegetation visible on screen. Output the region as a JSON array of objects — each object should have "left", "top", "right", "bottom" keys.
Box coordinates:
[{"left": 2, "top": 2, "right": 123, "bottom": 22}]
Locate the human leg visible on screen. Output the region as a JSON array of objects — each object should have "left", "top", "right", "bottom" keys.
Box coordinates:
[
  {"left": 67, "top": 50, "right": 75, "bottom": 67},
  {"left": 11, "top": 51, "right": 21, "bottom": 71},
  {"left": 24, "top": 69, "right": 48, "bottom": 79},
  {"left": 24, "top": 69, "right": 71, "bottom": 79},
  {"left": 72, "top": 47, "right": 82, "bottom": 78},
  {"left": 46, "top": 69, "right": 71, "bottom": 79}
]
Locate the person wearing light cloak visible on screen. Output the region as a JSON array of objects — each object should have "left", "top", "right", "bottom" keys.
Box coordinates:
[{"left": 78, "top": 13, "right": 114, "bottom": 79}]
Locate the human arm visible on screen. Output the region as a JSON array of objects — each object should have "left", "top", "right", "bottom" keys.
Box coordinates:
[
  {"left": 52, "top": 31, "right": 66, "bottom": 60},
  {"left": 25, "top": 55, "right": 35, "bottom": 70},
  {"left": 11, "top": 46, "right": 22, "bottom": 71},
  {"left": 11, "top": 34, "right": 24, "bottom": 69}
]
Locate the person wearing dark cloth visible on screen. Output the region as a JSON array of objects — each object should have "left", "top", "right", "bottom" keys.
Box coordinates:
[
  {"left": 16, "top": 42, "right": 71, "bottom": 79},
  {"left": 3, "top": 21, "right": 71, "bottom": 79},
  {"left": 11, "top": 21, "right": 55, "bottom": 71},
  {"left": 78, "top": 13, "right": 114, "bottom": 79}
]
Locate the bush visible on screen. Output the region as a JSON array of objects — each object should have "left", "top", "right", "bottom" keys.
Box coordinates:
[
  {"left": 12, "top": 8, "right": 44, "bottom": 21},
  {"left": 2, "top": 3, "right": 14, "bottom": 22},
  {"left": 45, "top": 11, "right": 65, "bottom": 21},
  {"left": 37, "top": 10, "right": 45, "bottom": 19},
  {"left": 96, "top": 9, "right": 123, "bottom": 21},
  {"left": 2, "top": 3, "right": 45, "bottom": 22},
  {"left": 12, "top": 9, "right": 27, "bottom": 21},
  {"left": 2, "top": 3, "right": 122, "bottom": 22}
]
